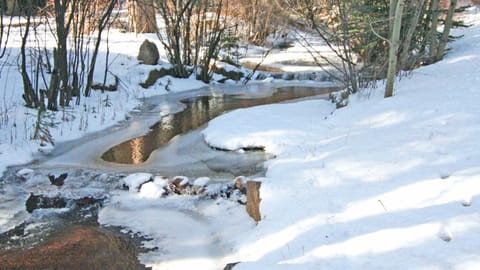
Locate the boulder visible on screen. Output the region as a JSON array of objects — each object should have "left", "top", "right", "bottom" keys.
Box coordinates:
[
  {"left": 25, "top": 193, "right": 67, "bottom": 213},
  {"left": 137, "top": 39, "right": 159, "bottom": 65}
]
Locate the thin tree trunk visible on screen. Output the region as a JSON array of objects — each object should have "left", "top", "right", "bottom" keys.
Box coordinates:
[
  {"left": 435, "top": 0, "right": 457, "bottom": 61},
  {"left": 399, "top": 0, "right": 425, "bottom": 70},
  {"left": 389, "top": 0, "right": 396, "bottom": 32},
  {"left": 20, "top": 12, "right": 40, "bottom": 108},
  {"left": 54, "top": 0, "right": 70, "bottom": 108},
  {"left": 385, "top": 0, "right": 405, "bottom": 98},
  {"left": 48, "top": 49, "right": 60, "bottom": 110},
  {"left": 85, "top": 0, "right": 116, "bottom": 97},
  {"left": 428, "top": 0, "right": 440, "bottom": 62},
  {"left": 337, "top": 0, "right": 358, "bottom": 93}
]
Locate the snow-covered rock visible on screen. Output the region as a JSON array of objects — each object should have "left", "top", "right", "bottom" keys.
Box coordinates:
[
  {"left": 139, "top": 181, "right": 166, "bottom": 199},
  {"left": 121, "top": 173, "right": 153, "bottom": 192},
  {"left": 16, "top": 168, "right": 34, "bottom": 179},
  {"left": 153, "top": 175, "right": 169, "bottom": 187},
  {"left": 193, "top": 177, "right": 210, "bottom": 187},
  {"left": 170, "top": 176, "right": 190, "bottom": 188}
]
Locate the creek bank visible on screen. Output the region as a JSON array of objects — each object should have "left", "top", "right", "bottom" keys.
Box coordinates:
[{"left": 1, "top": 84, "right": 340, "bottom": 269}]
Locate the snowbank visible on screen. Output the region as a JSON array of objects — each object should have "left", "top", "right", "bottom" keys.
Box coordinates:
[{"left": 201, "top": 8, "right": 480, "bottom": 270}]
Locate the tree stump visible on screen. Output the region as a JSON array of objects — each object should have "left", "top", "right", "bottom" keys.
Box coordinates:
[{"left": 246, "top": 181, "right": 262, "bottom": 222}]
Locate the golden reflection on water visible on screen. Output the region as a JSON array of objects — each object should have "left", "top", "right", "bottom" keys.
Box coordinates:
[
  {"left": 102, "top": 86, "right": 338, "bottom": 164},
  {"left": 130, "top": 137, "right": 145, "bottom": 165}
]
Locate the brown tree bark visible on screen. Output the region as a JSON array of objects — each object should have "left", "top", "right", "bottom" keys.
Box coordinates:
[{"left": 246, "top": 181, "right": 262, "bottom": 222}]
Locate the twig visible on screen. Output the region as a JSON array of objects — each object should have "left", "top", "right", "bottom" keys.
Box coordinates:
[{"left": 378, "top": 199, "right": 388, "bottom": 211}]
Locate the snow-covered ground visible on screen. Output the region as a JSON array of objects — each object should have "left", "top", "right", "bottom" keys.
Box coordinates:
[
  {"left": 200, "top": 8, "right": 480, "bottom": 270},
  {"left": 0, "top": 15, "right": 328, "bottom": 176},
  {"left": 0, "top": 15, "right": 220, "bottom": 175},
  {"left": 1, "top": 5, "right": 480, "bottom": 270}
]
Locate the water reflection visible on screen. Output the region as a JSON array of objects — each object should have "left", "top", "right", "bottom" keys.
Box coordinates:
[{"left": 102, "top": 86, "right": 337, "bottom": 164}]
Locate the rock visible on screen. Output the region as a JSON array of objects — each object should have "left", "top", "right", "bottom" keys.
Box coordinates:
[
  {"left": 224, "top": 262, "right": 240, "bottom": 270},
  {"left": 122, "top": 173, "right": 154, "bottom": 192},
  {"left": 0, "top": 222, "right": 27, "bottom": 241},
  {"left": 211, "top": 66, "right": 244, "bottom": 82},
  {"left": 137, "top": 39, "right": 159, "bottom": 65},
  {"left": 16, "top": 168, "right": 34, "bottom": 179},
  {"left": 48, "top": 173, "right": 68, "bottom": 186},
  {"left": 193, "top": 177, "right": 210, "bottom": 194},
  {"left": 171, "top": 176, "right": 189, "bottom": 187},
  {"left": 74, "top": 197, "right": 103, "bottom": 207},
  {"left": 91, "top": 75, "right": 119, "bottom": 92},
  {"left": 26, "top": 193, "right": 67, "bottom": 213},
  {"left": 246, "top": 181, "right": 262, "bottom": 222},
  {"left": 462, "top": 196, "right": 472, "bottom": 207},
  {"left": 169, "top": 176, "right": 191, "bottom": 194},
  {"left": 140, "top": 68, "right": 176, "bottom": 88},
  {"left": 439, "top": 226, "right": 453, "bottom": 242},
  {"left": 234, "top": 176, "right": 247, "bottom": 194}
]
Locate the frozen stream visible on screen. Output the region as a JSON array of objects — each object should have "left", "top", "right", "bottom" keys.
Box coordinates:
[{"left": 0, "top": 82, "right": 337, "bottom": 269}]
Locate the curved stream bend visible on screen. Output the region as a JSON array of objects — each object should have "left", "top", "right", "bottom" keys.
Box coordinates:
[
  {"left": 0, "top": 83, "right": 339, "bottom": 270},
  {"left": 102, "top": 85, "right": 338, "bottom": 165}
]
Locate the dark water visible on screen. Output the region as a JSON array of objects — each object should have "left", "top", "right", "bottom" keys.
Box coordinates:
[{"left": 102, "top": 86, "right": 337, "bottom": 164}]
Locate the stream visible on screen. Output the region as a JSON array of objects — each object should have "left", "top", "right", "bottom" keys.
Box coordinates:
[{"left": 0, "top": 82, "right": 338, "bottom": 269}]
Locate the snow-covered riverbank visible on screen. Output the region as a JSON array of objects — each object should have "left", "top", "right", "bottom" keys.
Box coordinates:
[{"left": 200, "top": 8, "right": 480, "bottom": 269}]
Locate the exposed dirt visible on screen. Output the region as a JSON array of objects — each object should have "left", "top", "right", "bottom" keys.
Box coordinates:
[{"left": 0, "top": 225, "right": 150, "bottom": 270}]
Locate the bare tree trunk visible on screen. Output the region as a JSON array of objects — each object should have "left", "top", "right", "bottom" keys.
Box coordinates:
[
  {"left": 428, "top": 0, "right": 440, "bottom": 62},
  {"left": 84, "top": 0, "right": 117, "bottom": 97},
  {"left": 20, "top": 10, "right": 40, "bottom": 109},
  {"left": 385, "top": 0, "right": 405, "bottom": 98},
  {"left": 398, "top": 0, "right": 425, "bottom": 70},
  {"left": 198, "top": 0, "right": 225, "bottom": 83},
  {"left": 389, "top": 0, "right": 396, "bottom": 32},
  {"left": 48, "top": 48, "right": 60, "bottom": 110},
  {"left": 435, "top": 0, "right": 458, "bottom": 61},
  {"left": 128, "top": 0, "right": 157, "bottom": 33},
  {"left": 337, "top": 0, "right": 358, "bottom": 93},
  {"left": 51, "top": 0, "right": 73, "bottom": 109}
]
